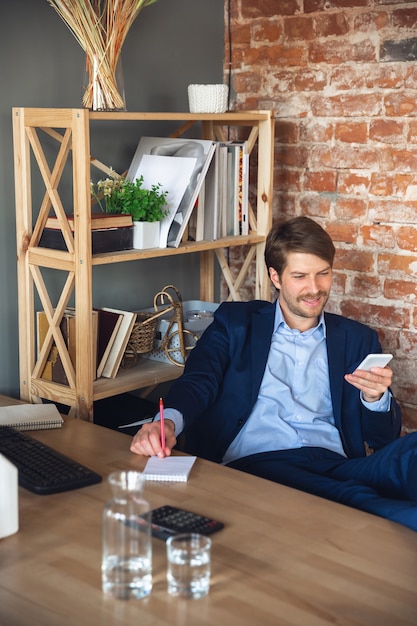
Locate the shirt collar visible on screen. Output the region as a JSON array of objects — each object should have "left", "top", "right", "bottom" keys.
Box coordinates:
[{"left": 274, "top": 299, "right": 326, "bottom": 338}]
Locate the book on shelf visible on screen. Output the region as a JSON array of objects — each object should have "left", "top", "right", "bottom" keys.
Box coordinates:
[
  {"left": 242, "top": 149, "right": 249, "bottom": 236},
  {"left": 100, "top": 307, "right": 137, "bottom": 379},
  {"left": 227, "top": 144, "right": 237, "bottom": 236},
  {"left": 202, "top": 143, "right": 220, "bottom": 241},
  {"left": 0, "top": 403, "right": 63, "bottom": 431},
  {"left": 63, "top": 307, "right": 98, "bottom": 375},
  {"left": 217, "top": 143, "right": 230, "bottom": 238},
  {"left": 195, "top": 186, "right": 205, "bottom": 241},
  {"left": 95, "top": 308, "right": 124, "bottom": 378},
  {"left": 186, "top": 192, "right": 204, "bottom": 242},
  {"left": 45, "top": 213, "right": 133, "bottom": 230},
  {"left": 37, "top": 309, "right": 98, "bottom": 384},
  {"left": 37, "top": 313, "right": 67, "bottom": 384},
  {"left": 230, "top": 141, "right": 249, "bottom": 236},
  {"left": 126, "top": 136, "right": 217, "bottom": 248}
]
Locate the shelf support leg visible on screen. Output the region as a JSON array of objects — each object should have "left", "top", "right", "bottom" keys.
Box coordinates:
[{"left": 199, "top": 250, "right": 214, "bottom": 302}]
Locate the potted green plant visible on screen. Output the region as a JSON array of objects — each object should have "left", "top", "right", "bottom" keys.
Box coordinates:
[{"left": 91, "top": 173, "right": 168, "bottom": 249}]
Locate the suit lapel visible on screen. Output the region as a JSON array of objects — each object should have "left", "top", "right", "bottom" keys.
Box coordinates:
[
  {"left": 324, "top": 312, "right": 347, "bottom": 427},
  {"left": 251, "top": 303, "right": 275, "bottom": 400}
]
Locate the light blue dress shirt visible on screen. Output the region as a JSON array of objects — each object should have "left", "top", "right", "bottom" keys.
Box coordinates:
[{"left": 162, "top": 301, "right": 389, "bottom": 463}]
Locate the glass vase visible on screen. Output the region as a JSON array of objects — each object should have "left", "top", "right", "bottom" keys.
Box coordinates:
[
  {"left": 102, "top": 471, "right": 152, "bottom": 600},
  {"left": 83, "top": 54, "right": 126, "bottom": 111}
]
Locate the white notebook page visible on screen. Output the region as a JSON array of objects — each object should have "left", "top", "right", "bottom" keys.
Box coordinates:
[{"left": 143, "top": 455, "right": 197, "bottom": 482}]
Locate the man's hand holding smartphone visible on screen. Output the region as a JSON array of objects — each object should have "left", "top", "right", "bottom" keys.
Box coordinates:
[{"left": 345, "top": 353, "right": 393, "bottom": 403}]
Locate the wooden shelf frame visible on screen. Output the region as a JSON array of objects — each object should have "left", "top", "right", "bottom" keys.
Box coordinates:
[{"left": 13, "top": 108, "right": 274, "bottom": 419}]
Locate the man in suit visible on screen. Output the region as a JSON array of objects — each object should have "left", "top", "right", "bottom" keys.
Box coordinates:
[{"left": 131, "top": 216, "right": 417, "bottom": 530}]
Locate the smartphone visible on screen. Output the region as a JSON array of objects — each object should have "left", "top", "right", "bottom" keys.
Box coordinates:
[{"left": 356, "top": 353, "right": 393, "bottom": 371}]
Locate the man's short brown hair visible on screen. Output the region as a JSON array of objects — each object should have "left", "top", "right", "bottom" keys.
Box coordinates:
[{"left": 264, "top": 216, "right": 335, "bottom": 277}]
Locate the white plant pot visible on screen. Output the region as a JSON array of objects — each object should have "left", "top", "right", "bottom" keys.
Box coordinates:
[{"left": 132, "top": 221, "right": 160, "bottom": 249}]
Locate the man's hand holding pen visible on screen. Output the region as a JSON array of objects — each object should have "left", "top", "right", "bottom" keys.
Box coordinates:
[{"left": 130, "top": 419, "right": 177, "bottom": 458}]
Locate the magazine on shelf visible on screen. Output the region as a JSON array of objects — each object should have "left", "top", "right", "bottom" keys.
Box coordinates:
[{"left": 127, "top": 136, "right": 216, "bottom": 248}]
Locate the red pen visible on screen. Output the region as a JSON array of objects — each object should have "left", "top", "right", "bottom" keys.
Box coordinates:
[{"left": 159, "top": 397, "right": 165, "bottom": 452}]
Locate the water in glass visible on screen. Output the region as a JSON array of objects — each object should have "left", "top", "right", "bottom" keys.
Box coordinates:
[
  {"left": 166, "top": 533, "right": 211, "bottom": 599},
  {"left": 102, "top": 471, "right": 152, "bottom": 600}
]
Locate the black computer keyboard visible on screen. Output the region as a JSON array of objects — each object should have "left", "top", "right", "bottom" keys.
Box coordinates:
[{"left": 0, "top": 426, "right": 102, "bottom": 495}]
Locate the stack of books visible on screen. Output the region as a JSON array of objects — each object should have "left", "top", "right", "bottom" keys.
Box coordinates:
[
  {"left": 194, "top": 140, "right": 249, "bottom": 242},
  {"left": 37, "top": 306, "right": 137, "bottom": 383},
  {"left": 126, "top": 135, "right": 249, "bottom": 248}
]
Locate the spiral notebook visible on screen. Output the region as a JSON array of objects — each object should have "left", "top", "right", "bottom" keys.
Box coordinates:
[
  {"left": 0, "top": 404, "right": 64, "bottom": 431},
  {"left": 143, "top": 455, "right": 197, "bottom": 482}
]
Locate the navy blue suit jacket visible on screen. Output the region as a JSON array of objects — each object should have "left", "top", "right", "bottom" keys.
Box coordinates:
[{"left": 166, "top": 301, "right": 401, "bottom": 463}]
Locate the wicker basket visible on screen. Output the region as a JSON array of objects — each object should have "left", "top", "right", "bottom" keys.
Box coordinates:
[{"left": 122, "top": 312, "right": 158, "bottom": 368}]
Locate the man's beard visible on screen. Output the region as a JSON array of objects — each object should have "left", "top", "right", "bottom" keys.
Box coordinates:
[{"left": 285, "top": 290, "right": 329, "bottom": 319}]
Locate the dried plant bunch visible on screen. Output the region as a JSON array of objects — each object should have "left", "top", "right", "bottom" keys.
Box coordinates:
[{"left": 47, "top": 0, "right": 157, "bottom": 109}]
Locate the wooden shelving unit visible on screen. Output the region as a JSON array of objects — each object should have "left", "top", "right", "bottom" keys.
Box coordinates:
[{"left": 13, "top": 108, "right": 274, "bottom": 419}]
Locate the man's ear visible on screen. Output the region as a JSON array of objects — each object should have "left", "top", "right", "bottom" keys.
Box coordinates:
[{"left": 269, "top": 267, "right": 281, "bottom": 290}]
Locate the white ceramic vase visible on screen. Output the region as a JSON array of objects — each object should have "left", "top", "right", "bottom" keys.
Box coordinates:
[
  {"left": 0, "top": 453, "right": 18, "bottom": 538},
  {"left": 133, "top": 221, "right": 160, "bottom": 250}
]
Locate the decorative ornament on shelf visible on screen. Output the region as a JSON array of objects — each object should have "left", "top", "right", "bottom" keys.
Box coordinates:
[
  {"left": 188, "top": 84, "right": 229, "bottom": 114},
  {"left": 46, "top": 0, "right": 158, "bottom": 111}
]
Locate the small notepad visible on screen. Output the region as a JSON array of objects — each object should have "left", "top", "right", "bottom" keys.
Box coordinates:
[
  {"left": 0, "top": 404, "right": 63, "bottom": 431},
  {"left": 143, "top": 455, "right": 197, "bottom": 482}
]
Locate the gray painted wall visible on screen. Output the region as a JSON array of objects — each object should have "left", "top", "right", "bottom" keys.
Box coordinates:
[{"left": 1, "top": 0, "right": 224, "bottom": 398}]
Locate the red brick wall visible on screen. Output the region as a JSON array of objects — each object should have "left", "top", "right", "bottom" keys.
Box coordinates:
[{"left": 225, "top": 0, "right": 417, "bottom": 430}]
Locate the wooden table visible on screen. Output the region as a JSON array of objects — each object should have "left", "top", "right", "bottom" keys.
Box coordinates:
[{"left": 1, "top": 396, "right": 417, "bottom": 626}]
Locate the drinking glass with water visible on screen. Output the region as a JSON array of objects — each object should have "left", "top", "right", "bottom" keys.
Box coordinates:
[{"left": 166, "top": 533, "right": 211, "bottom": 599}]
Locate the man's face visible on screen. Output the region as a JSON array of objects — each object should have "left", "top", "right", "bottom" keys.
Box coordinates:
[{"left": 269, "top": 252, "right": 333, "bottom": 331}]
